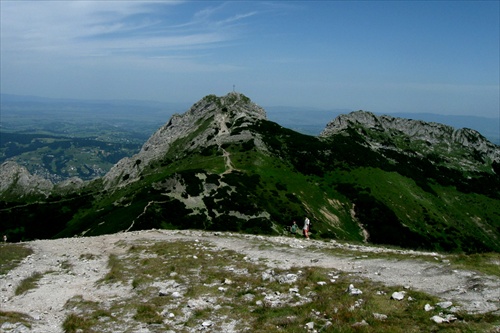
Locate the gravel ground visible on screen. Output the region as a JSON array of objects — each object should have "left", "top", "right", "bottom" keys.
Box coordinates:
[{"left": 1, "top": 229, "right": 499, "bottom": 332}]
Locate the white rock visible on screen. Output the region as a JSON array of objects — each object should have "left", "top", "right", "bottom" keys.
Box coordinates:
[
  {"left": 445, "top": 314, "right": 457, "bottom": 322},
  {"left": 391, "top": 291, "right": 405, "bottom": 301},
  {"left": 347, "top": 284, "right": 362, "bottom": 295},
  {"left": 424, "top": 304, "right": 434, "bottom": 311},
  {"left": 430, "top": 315, "right": 446, "bottom": 323},
  {"left": 262, "top": 271, "right": 274, "bottom": 281},
  {"left": 305, "top": 321, "right": 314, "bottom": 330},
  {"left": 352, "top": 319, "right": 368, "bottom": 327},
  {"left": 278, "top": 273, "right": 298, "bottom": 284},
  {"left": 373, "top": 313, "right": 387, "bottom": 320},
  {"left": 437, "top": 301, "right": 453, "bottom": 309},
  {"left": 317, "top": 281, "right": 327, "bottom": 286}
]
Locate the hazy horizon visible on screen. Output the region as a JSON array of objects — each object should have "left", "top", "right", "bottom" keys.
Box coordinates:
[
  {"left": 2, "top": 92, "right": 499, "bottom": 145},
  {"left": 3, "top": 91, "right": 500, "bottom": 119},
  {"left": 1, "top": 1, "right": 499, "bottom": 119}
]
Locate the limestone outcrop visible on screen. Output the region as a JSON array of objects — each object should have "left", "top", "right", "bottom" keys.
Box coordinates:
[
  {"left": 0, "top": 161, "right": 53, "bottom": 198},
  {"left": 320, "top": 110, "right": 499, "bottom": 172}
]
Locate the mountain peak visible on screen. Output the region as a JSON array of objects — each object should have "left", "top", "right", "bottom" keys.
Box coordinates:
[
  {"left": 102, "top": 93, "right": 266, "bottom": 188},
  {"left": 191, "top": 92, "right": 266, "bottom": 118}
]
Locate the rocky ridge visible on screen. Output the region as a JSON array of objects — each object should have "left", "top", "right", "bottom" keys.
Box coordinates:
[
  {"left": 2, "top": 97, "right": 498, "bottom": 197},
  {"left": 320, "top": 110, "right": 500, "bottom": 172}
]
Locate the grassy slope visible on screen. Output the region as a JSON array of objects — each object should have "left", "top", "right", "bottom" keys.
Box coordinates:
[
  {"left": 327, "top": 168, "right": 500, "bottom": 252},
  {"left": 2, "top": 116, "right": 499, "bottom": 254}
]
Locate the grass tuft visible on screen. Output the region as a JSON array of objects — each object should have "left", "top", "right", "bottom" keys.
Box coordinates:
[
  {"left": 0, "top": 243, "right": 33, "bottom": 275},
  {"left": 14, "top": 271, "right": 44, "bottom": 296},
  {"left": 0, "top": 311, "right": 32, "bottom": 328},
  {"left": 133, "top": 304, "right": 163, "bottom": 324},
  {"left": 62, "top": 313, "right": 96, "bottom": 333}
]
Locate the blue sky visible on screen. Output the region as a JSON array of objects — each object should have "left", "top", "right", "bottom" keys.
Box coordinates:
[{"left": 1, "top": 1, "right": 499, "bottom": 117}]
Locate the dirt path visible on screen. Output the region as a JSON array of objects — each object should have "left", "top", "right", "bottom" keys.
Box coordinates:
[
  {"left": 215, "top": 113, "right": 235, "bottom": 174},
  {"left": 1, "top": 230, "right": 499, "bottom": 332}
]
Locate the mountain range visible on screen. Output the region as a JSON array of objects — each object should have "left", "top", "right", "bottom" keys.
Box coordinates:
[
  {"left": 2, "top": 93, "right": 499, "bottom": 145},
  {"left": 1, "top": 92, "right": 499, "bottom": 254}
]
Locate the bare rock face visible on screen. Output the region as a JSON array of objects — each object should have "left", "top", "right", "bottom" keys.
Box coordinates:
[
  {"left": 103, "top": 92, "right": 267, "bottom": 189},
  {"left": 54, "top": 177, "right": 86, "bottom": 194},
  {"left": 0, "top": 161, "right": 53, "bottom": 198},
  {"left": 320, "top": 110, "right": 500, "bottom": 172}
]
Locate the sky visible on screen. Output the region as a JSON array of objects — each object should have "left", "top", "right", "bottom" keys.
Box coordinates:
[{"left": 1, "top": 1, "right": 499, "bottom": 118}]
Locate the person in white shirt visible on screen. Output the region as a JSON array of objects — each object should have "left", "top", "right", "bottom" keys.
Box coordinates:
[{"left": 303, "top": 216, "right": 310, "bottom": 239}]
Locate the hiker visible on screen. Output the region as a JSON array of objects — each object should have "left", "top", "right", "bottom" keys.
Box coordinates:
[
  {"left": 290, "top": 221, "right": 298, "bottom": 235},
  {"left": 3, "top": 235, "right": 6, "bottom": 243},
  {"left": 303, "top": 216, "right": 310, "bottom": 239}
]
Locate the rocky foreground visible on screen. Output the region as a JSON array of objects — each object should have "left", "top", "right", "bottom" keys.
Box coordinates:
[{"left": 1, "top": 230, "right": 499, "bottom": 332}]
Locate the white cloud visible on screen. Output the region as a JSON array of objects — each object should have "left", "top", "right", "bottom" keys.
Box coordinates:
[
  {"left": 216, "top": 11, "right": 258, "bottom": 25},
  {"left": 0, "top": 1, "right": 242, "bottom": 60}
]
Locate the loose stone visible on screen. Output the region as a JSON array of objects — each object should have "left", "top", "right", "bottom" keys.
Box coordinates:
[
  {"left": 347, "top": 284, "right": 362, "bottom": 295},
  {"left": 391, "top": 291, "right": 405, "bottom": 301}
]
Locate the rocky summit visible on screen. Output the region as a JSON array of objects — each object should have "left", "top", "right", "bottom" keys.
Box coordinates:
[
  {"left": 1, "top": 92, "right": 499, "bottom": 254},
  {"left": 321, "top": 110, "right": 499, "bottom": 173},
  {"left": 103, "top": 92, "right": 267, "bottom": 189}
]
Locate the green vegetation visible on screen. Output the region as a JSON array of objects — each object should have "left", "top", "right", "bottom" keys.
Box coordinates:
[
  {"left": 62, "top": 313, "right": 96, "bottom": 333},
  {"left": 448, "top": 252, "right": 500, "bottom": 277},
  {"left": 0, "top": 311, "right": 32, "bottom": 330},
  {"left": 0, "top": 131, "right": 144, "bottom": 181},
  {"left": 1, "top": 95, "right": 499, "bottom": 254},
  {"left": 0, "top": 243, "right": 33, "bottom": 275},
  {"left": 14, "top": 271, "right": 44, "bottom": 296}
]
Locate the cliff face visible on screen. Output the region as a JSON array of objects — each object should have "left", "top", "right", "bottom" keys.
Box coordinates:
[{"left": 320, "top": 110, "right": 499, "bottom": 173}]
